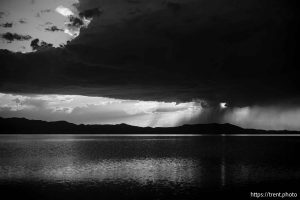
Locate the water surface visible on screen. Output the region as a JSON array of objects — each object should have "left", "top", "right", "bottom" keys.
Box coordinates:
[{"left": 0, "top": 135, "right": 300, "bottom": 199}]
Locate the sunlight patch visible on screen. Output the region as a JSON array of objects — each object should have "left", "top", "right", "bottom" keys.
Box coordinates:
[
  {"left": 55, "top": 6, "right": 74, "bottom": 17},
  {"left": 220, "top": 102, "right": 227, "bottom": 109},
  {"left": 0, "top": 93, "right": 204, "bottom": 127}
]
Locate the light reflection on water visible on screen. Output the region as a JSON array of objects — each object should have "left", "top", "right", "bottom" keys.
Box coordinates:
[
  {"left": 0, "top": 158, "right": 199, "bottom": 185},
  {"left": 0, "top": 135, "right": 300, "bottom": 190}
]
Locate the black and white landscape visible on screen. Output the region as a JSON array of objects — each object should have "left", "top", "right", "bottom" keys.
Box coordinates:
[{"left": 0, "top": 0, "right": 300, "bottom": 199}]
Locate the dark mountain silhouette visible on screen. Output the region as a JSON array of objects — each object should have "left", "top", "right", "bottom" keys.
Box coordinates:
[{"left": 0, "top": 117, "right": 298, "bottom": 135}]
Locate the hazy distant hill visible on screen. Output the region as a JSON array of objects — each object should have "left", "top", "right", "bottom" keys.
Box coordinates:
[{"left": 0, "top": 117, "right": 298, "bottom": 135}]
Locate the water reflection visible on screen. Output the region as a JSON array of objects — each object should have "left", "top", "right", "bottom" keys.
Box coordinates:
[
  {"left": 1, "top": 135, "right": 300, "bottom": 191},
  {"left": 0, "top": 136, "right": 203, "bottom": 187},
  {"left": 0, "top": 157, "right": 199, "bottom": 184},
  {"left": 47, "top": 158, "right": 198, "bottom": 183}
]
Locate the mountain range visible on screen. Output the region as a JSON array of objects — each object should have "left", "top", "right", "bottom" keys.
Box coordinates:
[{"left": 0, "top": 117, "right": 298, "bottom": 135}]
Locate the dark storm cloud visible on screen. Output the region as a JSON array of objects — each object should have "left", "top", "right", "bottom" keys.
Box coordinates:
[
  {"left": 128, "top": 8, "right": 142, "bottom": 15},
  {"left": 45, "top": 26, "right": 63, "bottom": 32},
  {"left": 30, "top": 38, "right": 53, "bottom": 51},
  {"left": 79, "top": 8, "right": 102, "bottom": 19},
  {"left": 164, "top": 1, "right": 181, "bottom": 12},
  {"left": 126, "top": 0, "right": 141, "bottom": 4},
  {"left": 0, "top": 23, "right": 13, "bottom": 28},
  {"left": 68, "top": 16, "right": 84, "bottom": 27},
  {"left": 0, "top": 0, "right": 299, "bottom": 108},
  {"left": 1, "top": 32, "right": 32, "bottom": 42}
]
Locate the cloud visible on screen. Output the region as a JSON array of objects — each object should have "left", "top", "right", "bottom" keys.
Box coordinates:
[
  {"left": 126, "top": 0, "right": 141, "bottom": 4},
  {"left": 55, "top": 5, "right": 74, "bottom": 17},
  {"left": 1, "top": 32, "right": 32, "bottom": 42},
  {"left": 19, "top": 19, "right": 27, "bottom": 24},
  {"left": 0, "top": 12, "right": 5, "bottom": 18},
  {"left": 79, "top": 8, "right": 102, "bottom": 19},
  {"left": 54, "top": 5, "right": 92, "bottom": 37},
  {"left": 0, "top": 23, "right": 13, "bottom": 28},
  {"left": 2, "top": 93, "right": 300, "bottom": 130},
  {"left": 68, "top": 16, "right": 84, "bottom": 27},
  {"left": 0, "top": 0, "right": 299, "bottom": 122},
  {"left": 30, "top": 38, "right": 53, "bottom": 50},
  {"left": 165, "top": 1, "right": 182, "bottom": 12},
  {"left": 45, "top": 26, "right": 64, "bottom": 32},
  {"left": 0, "top": 93, "right": 204, "bottom": 127},
  {"left": 40, "top": 9, "right": 52, "bottom": 14},
  {"left": 223, "top": 105, "right": 300, "bottom": 131},
  {"left": 36, "top": 9, "right": 53, "bottom": 18},
  {"left": 0, "top": 0, "right": 96, "bottom": 53}
]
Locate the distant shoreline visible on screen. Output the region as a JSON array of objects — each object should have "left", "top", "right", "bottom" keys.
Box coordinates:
[
  {"left": 1, "top": 117, "right": 299, "bottom": 135},
  {"left": 1, "top": 134, "right": 300, "bottom": 137}
]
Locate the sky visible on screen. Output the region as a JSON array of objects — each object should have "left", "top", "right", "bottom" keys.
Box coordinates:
[
  {"left": 0, "top": 0, "right": 299, "bottom": 130},
  {"left": 0, "top": 93, "right": 203, "bottom": 127},
  {"left": 0, "top": 0, "right": 97, "bottom": 52}
]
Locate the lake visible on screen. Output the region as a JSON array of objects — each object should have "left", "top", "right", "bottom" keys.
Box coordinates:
[{"left": 0, "top": 135, "right": 300, "bottom": 199}]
